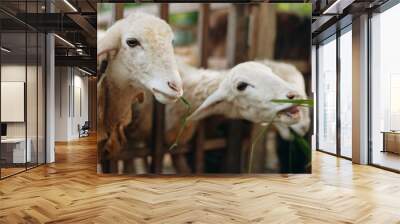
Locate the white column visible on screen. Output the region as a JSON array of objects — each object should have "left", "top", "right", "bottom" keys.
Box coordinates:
[
  {"left": 46, "top": 32, "right": 55, "bottom": 163},
  {"left": 352, "top": 14, "right": 369, "bottom": 164}
]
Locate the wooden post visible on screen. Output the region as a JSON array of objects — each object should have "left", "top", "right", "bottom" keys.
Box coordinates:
[
  {"left": 194, "top": 4, "right": 210, "bottom": 174},
  {"left": 226, "top": 5, "right": 249, "bottom": 66},
  {"left": 199, "top": 4, "right": 210, "bottom": 68},
  {"left": 253, "top": 4, "right": 276, "bottom": 59},
  {"left": 248, "top": 4, "right": 278, "bottom": 173},
  {"left": 150, "top": 4, "right": 169, "bottom": 174},
  {"left": 224, "top": 4, "right": 250, "bottom": 173},
  {"left": 112, "top": 3, "right": 124, "bottom": 22},
  {"left": 98, "top": 3, "right": 124, "bottom": 173},
  {"left": 159, "top": 3, "right": 169, "bottom": 21}
]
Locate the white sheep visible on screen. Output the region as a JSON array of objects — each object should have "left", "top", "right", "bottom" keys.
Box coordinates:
[
  {"left": 172, "top": 61, "right": 308, "bottom": 173},
  {"left": 127, "top": 60, "right": 305, "bottom": 173},
  {"left": 184, "top": 61, "right": 302, "bottom": 125},
  {"left": 97, "top": 12, "right": 183, "bottom": 171},
  {"left": 256, "top": 59, "right": 310, "bottom": 140}
]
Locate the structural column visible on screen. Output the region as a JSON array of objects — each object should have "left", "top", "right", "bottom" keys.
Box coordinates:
[
  {"left": 352, "top": 14, "right": 369, "bottom": 164},
  {"left": 45, "top": 1, "right": 56, "bottom": 163}
]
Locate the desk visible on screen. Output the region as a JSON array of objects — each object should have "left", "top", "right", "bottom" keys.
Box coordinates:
[
  {"left": 382, "top": 131, "right": 400, "bottom": 154},
  {"left": 1, "top": 138, "right": 31, "bottom": 163}
]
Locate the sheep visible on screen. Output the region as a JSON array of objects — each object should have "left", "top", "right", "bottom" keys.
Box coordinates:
[
  {"left": 184, "top": 61, "right": 303, "bottom": 125},
  {"left": 247, "top": 60, "right": 310, "bottom": 171},
  {"left": 97, "top": 12, "right": 183, "bottom": 173},
  {"left": 256, "top": 59, "right": 310, "bottom": 140},
  {"left": 126, "top": 60, "right": 306, "bottom": 173}
]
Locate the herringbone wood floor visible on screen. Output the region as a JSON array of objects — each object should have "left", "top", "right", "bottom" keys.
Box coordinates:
[{"left": 1, "top": 135, "right": 400, "bottom": 224}]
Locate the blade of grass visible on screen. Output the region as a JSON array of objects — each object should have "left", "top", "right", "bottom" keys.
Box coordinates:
[
  {"left": 169, "top": 96, "right": 192, "bottom": 151},
  {"left": 248, "top": 123, "right": 270, "bottom": 173},
  {"left": 290, "top": 128, "right": 311, "bottom": 167},
  {"left": 271, "top": 99, "right": 314, "bottom": 107}
]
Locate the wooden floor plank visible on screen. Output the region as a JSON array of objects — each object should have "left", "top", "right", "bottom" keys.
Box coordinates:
[{"left": 0, "top": 135, "right": 399, "bottom": 223}]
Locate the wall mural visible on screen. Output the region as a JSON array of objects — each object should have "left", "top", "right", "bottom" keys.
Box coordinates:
[{"left": 97, "top": 3, "right": 312, "bottom": 174}]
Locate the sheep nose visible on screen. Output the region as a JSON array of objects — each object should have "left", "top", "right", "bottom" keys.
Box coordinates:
[
  {"left": 167, "top": 81, "right": 179, "bottom": 92},
  {"left": 167, "top": 82, "right": 183, "bottom": 97},
  {"left": 287, "top": 92, "right": 296, "bottom": 99}
]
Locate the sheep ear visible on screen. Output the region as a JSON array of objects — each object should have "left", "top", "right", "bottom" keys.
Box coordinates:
[
  {"left": 97, "top": 20, "right": 123, "bottom": 72},
  {"left": 187, "top": 88, "right": 227, "bottom": 121}
]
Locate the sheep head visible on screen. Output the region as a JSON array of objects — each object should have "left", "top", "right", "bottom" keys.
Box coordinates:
[
  {"left": 98, "top": 12, "right": 183, "bottom": 104},
  {"left": 188, "top": 62, "right": 302, "bottom": 125}
]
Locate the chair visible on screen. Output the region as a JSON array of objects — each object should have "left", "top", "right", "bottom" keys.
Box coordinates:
[{"left": 79, "top": 121, "right": 90, "bottom": 138}]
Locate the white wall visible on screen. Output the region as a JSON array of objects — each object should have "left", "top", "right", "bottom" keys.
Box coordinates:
[
  {"left": 55, "top": 67, "right": 69, "bottom": 141},
  {"left": 1, "top": 65, "right": 26, "bottom": 138},
  {"left": 54, "top": 67, "right": 89, "bottom": 141},
  {"left": 1, "top": 64, "right": 46, "bottom": 164}
]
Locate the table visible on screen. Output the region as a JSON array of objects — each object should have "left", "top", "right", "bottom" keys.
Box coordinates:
[
  {"left": 382, "top": 131, "right": 400, "bottom": 154},
  {"left": 1, "top": 138, "right": 32, "bottom": 164}
]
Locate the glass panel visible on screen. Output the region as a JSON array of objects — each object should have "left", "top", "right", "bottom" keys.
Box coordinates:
[
  {"left": 371, "top": 4, "right": 400, "bottom": 171},
  {"left": 27, "top": 31, "right": 38, "bottom": 169},
  {"left": 339, "top": 29, "right": 352, "bottom": 158},
  {"left": 0, "top": 0, "right": 46, "bottom": 178},
  {"left": 38, "top": 32, "right": 45, "bottom": 165},
  {"left": 1, "top": 31, "right": 27, "bottom": 177},
  {"left": 26, "top": 0, "right": 39, "bottom": 169},
  {"left": 318, "top": 37, "right": 337, "bottom": 154}
]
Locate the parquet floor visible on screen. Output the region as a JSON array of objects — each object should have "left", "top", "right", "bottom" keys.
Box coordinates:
[{"left": 1, "top": 135, "right": 400, "bottom": 224}]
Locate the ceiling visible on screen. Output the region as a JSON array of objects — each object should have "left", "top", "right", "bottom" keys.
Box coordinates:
[
  {"left": 0, "top": 0, "right": 97, "bottom": 74},
  {"left": 311, "top": 0, "right": 391, "bottom": 44}
]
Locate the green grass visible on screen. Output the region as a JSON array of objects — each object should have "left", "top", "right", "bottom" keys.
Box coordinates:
[
  {"left": 271, "top": 99, "right": 313, "bottom": 107},
  {"left": 169, "top": 97, "right": 192, "bottom": 151},
  {"left": 248, "top": 98, "right": 313, "bottom": 172}
]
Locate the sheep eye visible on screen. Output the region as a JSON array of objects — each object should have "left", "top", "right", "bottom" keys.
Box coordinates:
[
  {"left": 236, "top": 82, "right": 249, "bottom": 91},
  {"left": 126, "top": 38, "right": 140, "bottom": 48}
]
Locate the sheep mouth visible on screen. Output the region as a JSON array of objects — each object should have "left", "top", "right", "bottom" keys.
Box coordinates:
[
  {"left": 277, "top": 105, "right": 300, "bottom": 119},
  {"left": 152, "top": 88, "right": 178, "bottom": 101}
]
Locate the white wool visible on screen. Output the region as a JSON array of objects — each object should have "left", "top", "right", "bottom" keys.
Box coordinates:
[
  {"left": 97, "top": 12, "right": 183, "bottom": 157},
  {"left": 131, "top": 60, "right": 310, "bottom": 146},
  {"left": 256, "top": 60, "right": 310, "bottom": 139},
  {"left": 136, "top": 60, "right": 306, "bottom": 145},
  {"left": 98, "top": 12, "right": 183, "bottom": 104}
]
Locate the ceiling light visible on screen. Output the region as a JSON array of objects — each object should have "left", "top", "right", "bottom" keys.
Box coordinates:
[
  {"left": 1, "top": 47, "right": 11, "bottom": 53},
  {"left": 78, "top": 67, "right": 93, "bottom": 76},
  {"left": 54, "top": 34, "right": 75, "bottom": 48},
  {"left": 63, "top": 0, "right": 78, "bottom": 12},
  {"left": 322, "top": 0, "right": 354, "bottom": 15},
  {"left": 322, "top": 0, "right": 342, "bottom": 14}
]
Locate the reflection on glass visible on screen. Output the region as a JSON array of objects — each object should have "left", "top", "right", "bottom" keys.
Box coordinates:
[
  {"left": 1, "top": 32, "right": 27, "bottom": 177},
  {"left": 0, "top": 1, "right": 47, "bottom": 179},
  {"left": 27, "top": 32, "right": 38, "bottom": 169},
  {"left": 371, "top": 4, "right": 400, "bottom": 171},
  {"left": 318, "top": 37, "right": 337, "bottom": 154},
  {"left": 38, "top": 33, "right": 46, "bottom": 165},
  {"left": 340, "top": 29, "right": 352, "bottom": 158}
]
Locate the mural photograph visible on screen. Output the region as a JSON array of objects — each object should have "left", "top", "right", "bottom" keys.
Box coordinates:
[{"left": 97, "top": 3, "right": 312, "bottom": 174}]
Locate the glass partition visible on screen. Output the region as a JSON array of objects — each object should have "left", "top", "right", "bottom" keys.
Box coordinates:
[
  {"left": 370, "top": 3, "right": 400, "bottom": 171},
  {"left": 339, "top": 28, "right": 352, "bottom": 158},
  {"left": 317, "top": 36, "right": 337, "bottom": 154},
  {"left": 0, "top": 1, "right": 46, "bottom": 179},
  {"left": 38, "top": 32, "right": 45, "bottom": 165},
  {"left": 1, "top": 31, "right": 28, "bottom": 177},
  {"left": 27, "top": 31, "right": 38, "bottom": 169}
]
